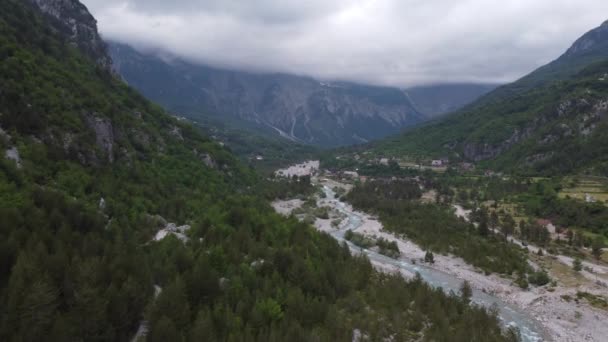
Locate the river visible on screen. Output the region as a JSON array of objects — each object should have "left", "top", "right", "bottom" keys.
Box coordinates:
[{"left": 321, "top": 184, "right": 548, "bottom": 342}]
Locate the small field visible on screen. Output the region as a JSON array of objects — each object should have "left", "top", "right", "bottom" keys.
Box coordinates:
[
  {"left": 398, "top": 161, "right": 447, "bottom": 172},
  {"left": 558, "top": 176, "right": 608, "bottom": 205},
  {"left": 531, "top": 254, "right": 588, "bottom": 288}
]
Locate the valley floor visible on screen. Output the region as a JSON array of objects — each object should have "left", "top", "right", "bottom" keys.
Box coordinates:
[{"left": 272, "top": 168, "right": 608, "bottom": 342}]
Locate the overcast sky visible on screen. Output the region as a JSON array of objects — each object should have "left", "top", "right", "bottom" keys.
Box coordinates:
[{"left": 82, "top": 0, "right": 608, "bottom": 87}]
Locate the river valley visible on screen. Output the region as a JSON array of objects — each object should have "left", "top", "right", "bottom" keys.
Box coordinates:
[{"left": 272, "top": 166, "right": 608, "bottom": 342}]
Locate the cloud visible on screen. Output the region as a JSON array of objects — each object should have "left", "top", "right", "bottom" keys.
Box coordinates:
[{"left": 82, "top": 0, "right": 608, "bottom": 87}]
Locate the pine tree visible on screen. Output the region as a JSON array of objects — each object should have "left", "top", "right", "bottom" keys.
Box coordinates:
[
  {"left": 149, "top": 316, "right": 181, "bottom": 342},
  {"left": 519, "top": 220, "right": 529, "bottom": 241},
  {"left": 424, "top": 250, "right": 435, "bottom": 264},
  {"left": 476, "top": 206, "right": 490, "bottom": 237},
  {"left": 189, "top": 309, "right": 217, "bottom": 342},
  {"left": 459, "top": 281, "right": 472, "bottom": 304},
  {"left": 502, "top": 214, "right": 515, "bottom": 239},
  {"left": 591, "top": 236, "right": 604, "bottom": 260},
  {"left": 150, "top": 276, "right": 191, "bottom": 331},
  {"left": 573, "top": 258, "right": 583, "bottom": 272},
  {"left": 490, "top": 211, "right": 499, "bottom": 229},
  {"left": 478, "top": 220, "right": 489, "bottom": 237},
  {"left": 17, "top": 278, "right": 59, "bottom": 341},
  {"left": 566, "top": 230, "right": 574, "bottom": 245}
]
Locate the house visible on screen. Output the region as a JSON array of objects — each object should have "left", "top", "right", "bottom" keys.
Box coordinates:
[
  {"left": 342, "top": 171, "right": 359, "bottom": 178},
  {"left": 431, "top": 160, "right": 443, "bottom": 167},
  {"left": 379, "top": 158, "right": 390, "bottom": 166},
  {"left": 459, "top": 162, "right": 475, "bottom": 171},
  {"left": 484, "top": 170, "right": 504, "bottom": 177},
  {"left": 555, "top": 227, "right": 570, "bottom": 241},
  {"left": 536, "top": 219, "right": 556, "bottom": 234}
]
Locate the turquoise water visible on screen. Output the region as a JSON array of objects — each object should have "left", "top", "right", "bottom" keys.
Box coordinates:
[{"left": 322, "top": 185, "right": 547, "bottom": 342}]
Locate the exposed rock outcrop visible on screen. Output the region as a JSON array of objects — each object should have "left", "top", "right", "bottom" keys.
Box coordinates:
[
  {"left": 0, "top": 126, "right": 9, "bottom": 140},
  {"left": 190, "top": 148, "right": 217, "bottom": 169},
  {"left": 85, "top": 113, "right": 114, "bottom": 163},
  {"left": 5, "top": 146, "right": 21, "bottom": 168},
  {"left": 463, "top": 127, "right": 534, "bottom": 162},
  {"left": 462, "top": 96, "right": 608, "bottom": 163},
  {"left": 169, "top": 126, "right": 183, "bottom": 141},
  {"left": 154, "top": 223, "right": 191, "bottom": 243},
  {"left": 30, "top": 0, "right": 112, "bottom": 69},
  {"left": 562, "top": 19, "right": 608, "bottom": 59}
]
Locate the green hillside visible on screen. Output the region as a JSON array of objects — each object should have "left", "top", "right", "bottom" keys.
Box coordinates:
[
  {"left": 378, "top": 60, "right": 608, "bottom": 175},
  {"left": 372, "top": 21, "right": 608, "bottom": 176},
  {"left": 466, "top": 20, "right": 608, "bottom": 107},
  {"left": 0, "top": 1, "right": 515, "bottom": 341}
]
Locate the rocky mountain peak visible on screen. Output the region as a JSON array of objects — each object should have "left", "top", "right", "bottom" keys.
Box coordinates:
[
  {"left": 30, "top": 0, "right": 112, "bottom": 70},
  {"left": 562, "top": 19, "right": 608, "bottom": 59}
]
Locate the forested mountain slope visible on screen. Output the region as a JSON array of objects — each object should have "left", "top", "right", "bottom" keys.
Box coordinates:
[
  {"left": 375, "top": 20, "right": 608, "bottom": 176},
  {"left": 0, "top": 1, "right": 515, "bottom": 341}
]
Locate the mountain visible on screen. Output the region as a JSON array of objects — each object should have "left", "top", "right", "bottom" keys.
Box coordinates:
[
  {"left": 30, "top": 0, "right": 112, "bottom": 69},
  {"left": 187, "top": 114, "right": 320, "bottom": 173},
  {"left": 519, "top": 20, "right": 608, "bottom": 87},
  {"left": 405, "top": 83, "right": 498, "bottom": 117},
  {"left": 109, "top": 42, "right": 425, "bottom": 147},
  {"left": 372, "top": 20, "right": 608, "bottom": 176},
  {"left": 479, "top": 20, "right": 608, "bottom": 103},
  {"left": 0, "top": 1, "right": 511, "bottom": 341}
]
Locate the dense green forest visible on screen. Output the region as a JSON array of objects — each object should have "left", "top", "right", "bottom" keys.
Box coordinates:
[
  {"left": 191, "top": 115, "right": 320, "bottom": 174},
  {"left": 0, "top": 1, "right": 517, "bottom": 341}
]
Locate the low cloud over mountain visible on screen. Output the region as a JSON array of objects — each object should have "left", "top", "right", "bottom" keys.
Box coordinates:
[{"left": 83, "top": 0, "right": 608, "bottom": 87}]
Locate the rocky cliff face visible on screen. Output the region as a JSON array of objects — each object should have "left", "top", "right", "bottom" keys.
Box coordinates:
[
  {"left": 30, "top": 0, "right": 112, "bottom": 69},
  {"left": 461, "top": 94, "right": 608, "bottom": 167},
  {"left": 84, "top": 113, "right": 115, "bottom": 163},
  {"left": 109, "top": 43, "right": 424, "bottom": 147}
]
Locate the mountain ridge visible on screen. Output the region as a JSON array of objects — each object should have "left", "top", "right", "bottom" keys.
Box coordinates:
[
  {"left": 562, "top": 19, "right": 608, "bottom": 59},
  {"left": 368, "top": 19, "right": 608, "bottom": 176},
  {"left": 29, "top": 0, "right": 112, "bottom": 69},
  {"left": 474, "top": 19, "right": 608, "bottom": 105},
  {"left": 404, "top": 83, "right": 498, "bottom": 118},
  {"left": 109, "top": 42, "right": 426, "bottom": 147}
]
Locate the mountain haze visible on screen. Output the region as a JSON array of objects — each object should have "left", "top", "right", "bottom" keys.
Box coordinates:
[
  {"left": 110, "top": 43, "right": 425, "bottom": 147},
  {"left": 405, "top": 83, "right": 498, "bottom": 118},
  {"left": 479, "top": 20, "right": 608, "bottom": 103}
]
